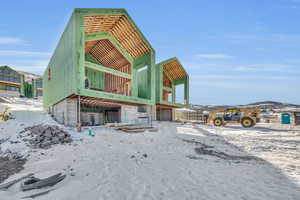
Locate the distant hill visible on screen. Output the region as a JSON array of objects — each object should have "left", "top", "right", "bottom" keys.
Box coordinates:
[
  {"left": 246, "top": 101, "right": 300, "bottom": 109},
  {"left": 190, "top": 101, "right": 300, "bottom": 111}
]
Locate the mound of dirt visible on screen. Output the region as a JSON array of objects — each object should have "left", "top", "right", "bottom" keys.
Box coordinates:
[{"left": 20, "top": 125, "right": 72, "bottom": 149}]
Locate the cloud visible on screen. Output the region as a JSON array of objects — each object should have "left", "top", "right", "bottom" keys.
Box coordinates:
[
  {"left": 191, "top": 80, "right": 270, "bottom": 89},
  {"left": 0, "top": 37, "right": 28, "bottom": 45},
  {"left": 0, "top": 50, "right": 51, "bottom": 57},
  {"left": 232, "top": 64, "right": 300, "bottom": 73},
  {"left": 0, "top": 59, "right": 49, "bottom": 75},
  {"left": 225, "top": 33, "right": 300, "bottom": 46},
  {"left": 195, "top": 54, "right": 234, "bottom": 59},
  {"left": 191, "top": 74, "right": 288, "bottom": 80}
]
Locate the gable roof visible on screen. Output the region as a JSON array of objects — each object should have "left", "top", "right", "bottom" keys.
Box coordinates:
[
  {"left": 157, "top": 57, "right": 188, "bottom": 81},
  {"left": 77, "top": 8, "right": 154, "bottom": 59},
  {"left": 0, "top": 65, "right": 21, "bottom": 75}
]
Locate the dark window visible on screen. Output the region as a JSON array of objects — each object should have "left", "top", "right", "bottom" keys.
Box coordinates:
[
  {"left": 37, "top": 90, "right": 43, "bottom": 96},
  {"left": 138, "top": 106, "right": 147, "bottom": 113},
  {"left": 48, "top": 69, "right": 51, "bottom": 81},
  {"left": 5, "top": 86, "right": 19, "bottom": 91}
]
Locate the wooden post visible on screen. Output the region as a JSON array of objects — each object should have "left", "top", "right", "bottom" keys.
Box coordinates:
[{"left": 77, "top": 96, "right": 81, "bottom": 132}]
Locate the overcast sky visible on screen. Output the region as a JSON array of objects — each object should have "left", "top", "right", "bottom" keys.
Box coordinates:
[{"left": 0, "top": 0, "right": 299, "bottom": 105}]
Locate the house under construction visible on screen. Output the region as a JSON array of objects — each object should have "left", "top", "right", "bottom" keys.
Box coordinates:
[
  {"left": 43, "top": 8, "right": 189, "bottom": 126},
  {"left": 156, "top": 57, "right": 189, "bottom": 121}
]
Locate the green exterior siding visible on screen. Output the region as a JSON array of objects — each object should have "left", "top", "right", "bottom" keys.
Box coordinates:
[
  {"left": 86, "top": 68, "right": 104, "bottom": 90},
  {"left": 43, "top": 13, "right": 77, "bottom": 107},
  {"left": 137, "top": 69, "right": 148, "bottom": 99},
  {"left": 155, "top": 57, "right": 189, "bottom": 108}
]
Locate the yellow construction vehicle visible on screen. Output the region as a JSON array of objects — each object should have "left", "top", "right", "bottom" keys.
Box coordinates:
[
  {"left": 207, "top": 107, "right": 261, "bottom": 128},
  {"left": 0, "top": 107, "right": 12, "bottom": 121}
]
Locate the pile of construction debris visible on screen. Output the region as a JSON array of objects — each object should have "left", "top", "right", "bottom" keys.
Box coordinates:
[{"left": 20, "top": 125, "right": 72, "bottom": 149}]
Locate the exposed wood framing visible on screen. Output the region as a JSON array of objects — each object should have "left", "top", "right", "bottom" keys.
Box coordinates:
[
  {"left": 85, "top": 39, "right": 131, "bottom": 73},
  {"left": 85, "top": 61, "right": 131, "bottom": 79},
  {"left": 163, "top": 60, "right": 187, "bottom": 81},
  {"left": 104, "top": 73, "right": 131, "bottom": 96},
  {"left": 163, "top": 72, "right": 172, "bottom": 88},
  {"left": 78, "top": 95, "right": 144, "bottom": 107},
  {"left": 163, "top": 87, "right": 172, "bottom": 92},
  {"left": 84, "top": 15, "right": 151, "bottom": 59}
]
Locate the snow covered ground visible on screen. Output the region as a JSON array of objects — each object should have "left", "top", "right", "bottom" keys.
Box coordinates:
[{"left": 0, "top": 98, "right": 300, "bottom": 200}]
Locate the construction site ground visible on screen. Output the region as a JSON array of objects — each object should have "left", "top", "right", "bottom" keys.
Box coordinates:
[{"left": 0, "top": 98, "right": 299, "bottom": 200}]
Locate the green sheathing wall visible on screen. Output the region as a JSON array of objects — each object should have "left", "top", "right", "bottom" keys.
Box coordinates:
[
  {"left": 137, "top": 68, "right": 148, "bottom": 98},
  {"left": 85, "top": 53, "right": 99, "bottom": 64},
  {"left": 85, "top": 68, "right": 105, "bottom": 90},
  {"left": 0, "top": 83, "right": 5, "bottom": 89},
  {"left": 155, "top": 57, "right": 189, "bottom": 107},
  {"left": 74, "top": 9, "right": 156, "bottom": 105},
  {"left": 43, "top": 13, "right": 77, "bottom": 107}
]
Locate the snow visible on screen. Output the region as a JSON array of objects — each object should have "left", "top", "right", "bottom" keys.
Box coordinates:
[{"left": 1, "top": 98, "right": 300, "bottom": 200}]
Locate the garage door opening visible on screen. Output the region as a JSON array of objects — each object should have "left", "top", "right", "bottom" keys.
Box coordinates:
[
  {"left": 80, "top": 102, "right": 121, "bottom": 126},
  {"left": 156, "top": 108, "right": 172, "bottom": 121}
]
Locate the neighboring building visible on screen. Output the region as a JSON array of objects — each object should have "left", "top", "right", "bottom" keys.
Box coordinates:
[
  {"left": 43, "top": 8, "right": 157, "bottom": 126},
  {"left": 18, "top": 71, "right": 42, "bottom": 98},
  {"left": 155, "top": 57, "right": 189, "bottom": 121},
  {"left": 0, "top": 66, "right": 23, "bottom": 97},
  {"left": 0, "top": 66, "right": 43, "bottom": 98},
  {"left": 32, "top": 77, "right": 43, "bottom": 98}
]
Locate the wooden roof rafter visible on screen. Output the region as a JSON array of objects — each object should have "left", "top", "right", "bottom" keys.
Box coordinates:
[
  {"left": 83, "top": 13, "right": 152, "bottom": 59},
  {"left": 159, "top": 58, "right": 188, "bottom": 81},
  {"left": 85, "top": 39, "right": 131, "bottom": 73}
]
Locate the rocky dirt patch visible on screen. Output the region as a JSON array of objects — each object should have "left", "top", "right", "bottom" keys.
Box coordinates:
[
  {"left": 20, "top": 125, "right": 72, "bottom": 149},
  {"left": 194, "top": 146, "right": 263, "bottom": 162},
  {"left": 0, "top": 157, "right": 26, "bottom": 184}
]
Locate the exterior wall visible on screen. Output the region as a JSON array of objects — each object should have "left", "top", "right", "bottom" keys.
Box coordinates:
[
  {"left": 32, "top": 78, "right": 43, "bottom": 98},
  {"left": 147, "top": 105, "right": 156, "bottom": 121},
  {"left": 121, "top": 105, "right": 138, "bottom": 123},
  {"left": 43, "top": 13, "right": 77, "bottom": 108},
  {"left": 137, "top": 68, "right": 149, "bottom": 99},
  {"left": 52, "top": 98, "right": 78, "bottom": 126},
  {"left": 121, "top": 104, "right": 154, "bottom": 124}
]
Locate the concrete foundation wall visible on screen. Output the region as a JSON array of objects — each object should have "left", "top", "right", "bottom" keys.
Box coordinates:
[
  {"left": 121, "top": 105, "right": 138, "bottom": 123},
  {"left": 121, "top": 105, "right": 154, "bottom": 124},
  {"left": 52, "top": 98, "right": 78, "bottom": 126},
  {"left": 50, "top": 97, "right": 154, "bottom": 126}
]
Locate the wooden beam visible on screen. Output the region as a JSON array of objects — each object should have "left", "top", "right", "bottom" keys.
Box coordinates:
[
  {"left": 163, "top": 87, "right": 172, "bottom": 92},
  {"left": 173, "top": 77, "right": 186, "bottom": 85},
  {"left": 85, "top": 61, "right": 132, "bottom": 79},
  {"left": 85, "top": 32, "right": 134, "bottom": 64},
  {"left": 0, "top": 80, "right": 21, "bottom": 87}
]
